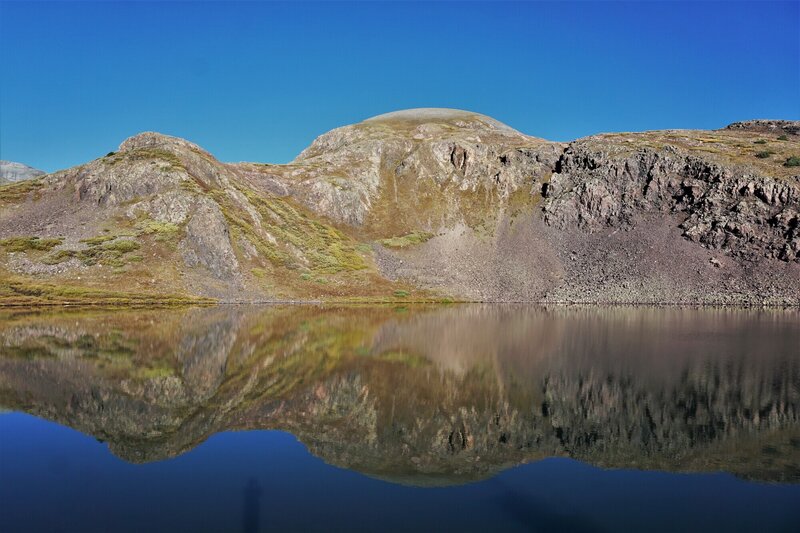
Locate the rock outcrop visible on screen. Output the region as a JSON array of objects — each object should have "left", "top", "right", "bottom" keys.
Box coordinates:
[
  {"left": 726, "top": 119, "right": 800, "bottom": 136},
  {"left": 542, "top": 140, "right": 800, "bottom": 262},
  {"left": 1, "top": 110, "right": 799, "bottom": 304}
]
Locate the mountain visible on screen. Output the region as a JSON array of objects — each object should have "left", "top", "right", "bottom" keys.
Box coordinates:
[
  {"left": 1, "top": 109, "right": 798, "bottom": 305},
  {"left": 0, "top": 160, "right": 45, "bottom": 185}
]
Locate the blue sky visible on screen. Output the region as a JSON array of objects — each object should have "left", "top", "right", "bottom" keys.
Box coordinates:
[{"left": 1, "top": 1, "right": 798, "bottom": 172}]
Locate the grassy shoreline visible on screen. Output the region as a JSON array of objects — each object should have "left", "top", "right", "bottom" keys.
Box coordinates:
[
  {"left": 0, "top": 278, "right": 215, "bottom": 307},
  {"left": 2, "top": 295, "right": 798, "bottom": 309}
]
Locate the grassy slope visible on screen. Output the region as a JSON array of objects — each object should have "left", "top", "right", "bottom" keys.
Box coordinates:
[
  {"left": 588, "top": 128, "right": 800, "bottom": 179},
  {"left": 0, "top": 156, "right": 435, "bottom": 305},
  {"left": 0, "top": 273, "right": 213, "bottom": 307}
]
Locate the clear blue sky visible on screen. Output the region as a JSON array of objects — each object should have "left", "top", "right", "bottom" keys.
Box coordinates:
[{"left": 1, "top": 1, "right": 798, "bottom": 172}]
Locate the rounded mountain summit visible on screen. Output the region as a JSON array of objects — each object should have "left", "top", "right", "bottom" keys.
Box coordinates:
[
  {"left": 362, "top": 107, "right": 525, "bottom": 132},
  {"left": 0, "top": 110, "right": 798, "bottom": 305}
]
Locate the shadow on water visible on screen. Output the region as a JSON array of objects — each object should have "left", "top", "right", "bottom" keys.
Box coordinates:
[
  {"left": 242, "top": 477, "right": 261, "bottom": 533},
  {"left": 491, "top": 481, "right": 606, "bottom": 533}
]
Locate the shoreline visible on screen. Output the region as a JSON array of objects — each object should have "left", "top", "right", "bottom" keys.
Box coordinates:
[{"left": 1, "top": 297, "right": 798, "bottom": 309}]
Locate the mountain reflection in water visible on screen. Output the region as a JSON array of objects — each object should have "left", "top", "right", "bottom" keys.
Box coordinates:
[{"left": 1, "top": 304, "right": 798, "bottom": 487}]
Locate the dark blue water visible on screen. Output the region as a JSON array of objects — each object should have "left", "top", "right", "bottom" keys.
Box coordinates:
[
  {"left": 2, "top": 413, "right": 798, "bottom": 533},
  {"left": 1, "top": 305, "right": 799, "bottom": 532}
]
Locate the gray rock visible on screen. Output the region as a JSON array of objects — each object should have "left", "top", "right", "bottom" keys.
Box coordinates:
[
  {"left": 179, "top": 197, "right": 241, "bottom": 283},
  {"left": 725, "top": 119, "right": 800, "bottom": 136},
  {"left": 542, "top": 142, "right": 800, "bottom": 262}
]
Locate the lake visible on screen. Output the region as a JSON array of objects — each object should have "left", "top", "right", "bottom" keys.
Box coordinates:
[{"left": 1, "top": 305, "right": 799, "bottom": 532}]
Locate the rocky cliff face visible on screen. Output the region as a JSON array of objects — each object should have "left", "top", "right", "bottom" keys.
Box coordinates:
[
  {"left": 1, "top": 110, "right": 798, "bottom": 304},
  {"left": 542, "top": 134, "right": 800, "bottom": 262}
]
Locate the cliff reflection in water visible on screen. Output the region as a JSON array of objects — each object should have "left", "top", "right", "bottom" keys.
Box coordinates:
[{"left": 0, "top": 305, "right": 798, "bottom": 485}]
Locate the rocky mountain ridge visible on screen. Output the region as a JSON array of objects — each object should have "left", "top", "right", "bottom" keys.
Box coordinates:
[{"left": 1, "top": 110, "right": 798, "bottom": 304}]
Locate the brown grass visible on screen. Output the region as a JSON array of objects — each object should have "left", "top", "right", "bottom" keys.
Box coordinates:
[{"left": 0, "top": 272, "right": 213, "bottom": 307}]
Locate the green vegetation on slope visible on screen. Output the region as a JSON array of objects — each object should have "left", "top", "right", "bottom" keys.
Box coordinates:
[
  {"left": 134, "top": 218, "right": 180, "bottom": 241},
  {"left": 211, "top": 185, "right": 369, "bottom": 276},
  {"left": 43, "top": 238, "right": 141, "bottom": 267},
  {"left": 244, "top": 188, "right": 367, "bottom": 273},
  {"left": 0, "top": 178, "right": 45, "bottom": 204},
  {"left": 105, "top": 148, "right": 185, "bottom": 172},
  {"left": 1, "top": 236, "right": 63, "bottom": 252},
  {"left": 379, "top": 231, "right": 434, "bottom": 248},
  {"left": 0, "top": 273, "right": 212, "bottom": 307}
]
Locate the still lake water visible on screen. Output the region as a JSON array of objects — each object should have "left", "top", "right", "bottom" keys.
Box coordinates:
[{"left": 0, "top": 305, "right": 799, "bottom": 532}]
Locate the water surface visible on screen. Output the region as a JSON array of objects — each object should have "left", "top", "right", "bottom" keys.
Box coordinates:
[{"left": 1, "top": 305, "right": 799, "bottom": 532}]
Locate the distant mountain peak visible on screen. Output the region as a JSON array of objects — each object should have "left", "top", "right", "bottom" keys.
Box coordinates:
[{"left": 0, "top": 160, "right": 46, "bottom": 184}]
